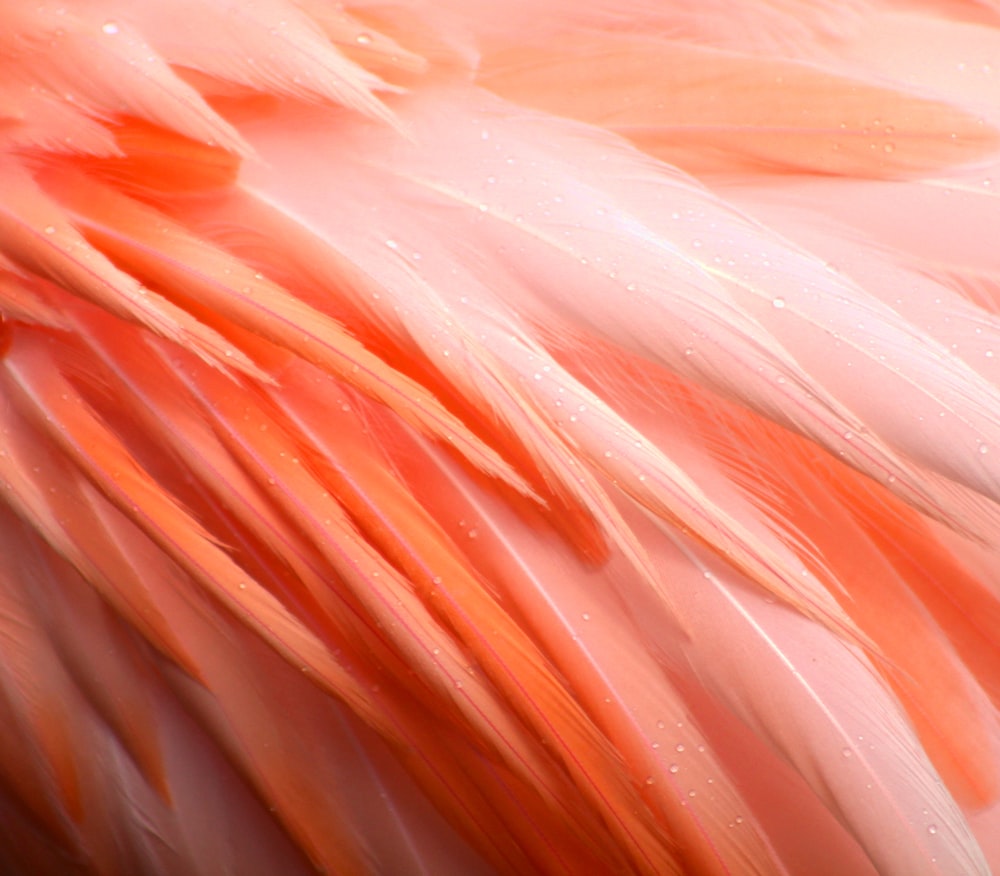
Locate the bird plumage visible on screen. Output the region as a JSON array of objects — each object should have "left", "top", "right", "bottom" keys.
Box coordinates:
[{"left": 1, "top": 1, "right": 999, "bottom": 873}]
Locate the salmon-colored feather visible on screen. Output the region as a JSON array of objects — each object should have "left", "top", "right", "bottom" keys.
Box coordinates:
[
  {"left": 482, "top": 35, "right": 1000, "bottom": 177},
  {"left": 0, "top": 1, "right": 999, "bottom": 874}
]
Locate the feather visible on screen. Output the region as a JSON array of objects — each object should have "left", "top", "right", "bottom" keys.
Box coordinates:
[
  {"left": 650, "top": 536, "right": 991, "bottom": 876},
  {"left": 481, "top": 35, "right": 1000, "bottom": 177},
  {"left": 115, "top": 0, "right": 399, "bottom": 120},
  {"left": 0, "top": 3, "right": 248, "bottom": 156},
  {"left": 1, "top": 1, "right": 1000, "bottom": 874}
]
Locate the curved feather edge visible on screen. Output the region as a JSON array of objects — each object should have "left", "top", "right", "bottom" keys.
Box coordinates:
[{"left": 643, "top": 530, "right": 991, "bottom": 876}]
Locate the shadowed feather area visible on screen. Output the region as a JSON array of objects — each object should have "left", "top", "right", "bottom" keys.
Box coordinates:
[{"left": 1, "top": 1, "right": 1000, "bottom": 874}]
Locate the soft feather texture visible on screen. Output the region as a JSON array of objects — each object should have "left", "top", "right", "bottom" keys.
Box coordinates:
[{"left": 0, "top": 1, "right": 999, "bottom": 874}]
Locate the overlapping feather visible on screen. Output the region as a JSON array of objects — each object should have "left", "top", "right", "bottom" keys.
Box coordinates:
[{"left": 0, "top": 0, "right": 999, "bottom": 874}]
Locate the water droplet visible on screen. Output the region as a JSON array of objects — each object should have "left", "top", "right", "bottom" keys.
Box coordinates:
[
  {"left": 44, "top": 225, "right": 56, "bottom": 234},
  {"left": 883, "top": 143, "right": 895, "bottom": 153},
  {"left": 979, "top": 444, "right": 989, "bottom": 455},
  {"left": 644, "top": 776, "right": 655, "bottom": 786},
  {"left": 927, "top": 824, "right": 938, "bottom": 835},
  {"left": 841, "top": 747, "right": 853, "bottom": 758},
  {"left": 772, "top": 297, "right": 786, "bottom": 309},
  {"left": 668, "top": 763, "right": 680, "bottom": 774},
  {"left": 355, "top": 32, "right": 373, "bottom": 44},
  {"left": 581, "top": 612, "right": 591, "bottom": 621},
  {"left": 675, "top": 743, "right": 685, "bottom": 753},
  {"left": 101, "top": 21, "right": 119, "bottom": 35}
]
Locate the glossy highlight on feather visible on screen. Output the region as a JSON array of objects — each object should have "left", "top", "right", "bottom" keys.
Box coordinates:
[{"left": 1, "top": 1, "right": 999, "bottom": 874}]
